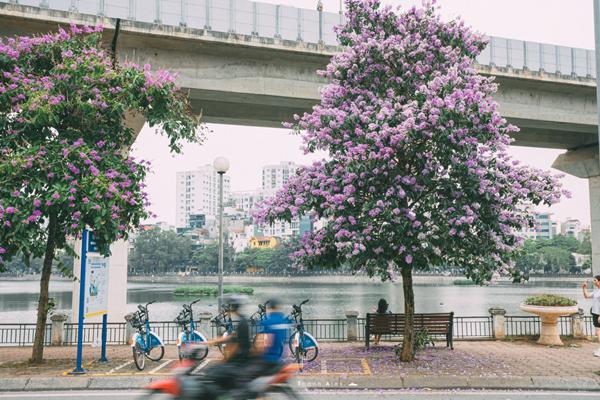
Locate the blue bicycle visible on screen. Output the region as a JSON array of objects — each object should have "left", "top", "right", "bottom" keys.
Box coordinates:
[
  {"left": 288, "top": 299, "right": 319, "bottom": 366},
  {"left": 211, "top": 306, "right": 234, "bottom": 355},
  {"left": 175, "top": 299, "right": 209, "bottom": 361},
  {"left": 130, "top": 301, "right": 165, "bottom": 371}
]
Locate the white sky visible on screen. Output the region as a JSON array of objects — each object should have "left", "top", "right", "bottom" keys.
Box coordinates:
[{"left": 131, "top": 0, "right": 596, "bottom": 227}]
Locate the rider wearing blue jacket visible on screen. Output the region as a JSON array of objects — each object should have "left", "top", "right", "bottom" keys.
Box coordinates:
[{"left": 255, "top": 298, "right": 291, "bottom": 374}]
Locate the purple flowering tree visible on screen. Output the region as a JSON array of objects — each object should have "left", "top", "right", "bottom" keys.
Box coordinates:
[
  {"left": 254, "top": 0, "right": 566, "bottom": 361},
  {"left": 0, "top": 26, "right": 205, "bottom": 362}
]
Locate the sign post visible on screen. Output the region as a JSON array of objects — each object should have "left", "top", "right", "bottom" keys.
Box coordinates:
[
  {"left": 70, "top": 230, "right": 110, "bottom": 374},
  {"left": 84, "top": 233, "right": 109, "bottom": 362},
  {"left": 69, "top": 230, "right": 88, "bottom": 375}
]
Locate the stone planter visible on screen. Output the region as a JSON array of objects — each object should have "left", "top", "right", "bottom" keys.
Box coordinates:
[{"left": 520, "top": 304, "right": 579, "bottom": 346}]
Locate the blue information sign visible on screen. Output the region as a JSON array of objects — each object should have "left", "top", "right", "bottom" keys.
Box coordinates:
[{"left": 87, "top": 232, "right": 98, "bottom": 253}]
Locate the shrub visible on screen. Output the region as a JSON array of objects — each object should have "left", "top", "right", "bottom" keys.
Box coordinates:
[
  {"left": 524, "top": 294, "right": 577, "bottom": 307},
  {"left": 174, "top": 286, "right": 254, "bottom": 296},
  {"left": 452, "top": 279, "right": 477, "bottom": 286}
]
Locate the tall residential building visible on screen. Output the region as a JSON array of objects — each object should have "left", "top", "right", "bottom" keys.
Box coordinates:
[
  {"left": 175, "top": 165, "right": 231, "bottom": 229},
  {"left": 257, "top": 161, "right": 306, "bottom": 239},
  {"left": 261, "top": 161, "right": 300, "bottom": 198},
  {"left": 521, "top": 211, "right": 558, "bottom": 240},
  {"left": 231, "top": 190, "right": 263, "bottom": 214},
  {"left": 561, "top": 218, "right": 582, "bottom": 239}
]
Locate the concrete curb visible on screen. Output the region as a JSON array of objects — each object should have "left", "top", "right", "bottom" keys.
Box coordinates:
[{"left": 1, "top": 375, "right": 599, "bottom": 392}]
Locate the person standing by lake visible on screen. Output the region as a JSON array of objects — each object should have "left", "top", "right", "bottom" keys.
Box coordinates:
[{"left": 582, "top": 275, "right": 600, "bottom": 356}]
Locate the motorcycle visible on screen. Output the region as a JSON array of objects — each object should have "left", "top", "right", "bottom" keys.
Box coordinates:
[{"left": 143, "top": 346, "right": 302, "bottom": 399}]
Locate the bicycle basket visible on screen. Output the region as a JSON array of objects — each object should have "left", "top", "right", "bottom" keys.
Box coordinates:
[{"left": 130, "top": 312, "right": 143, "bottom": 328}]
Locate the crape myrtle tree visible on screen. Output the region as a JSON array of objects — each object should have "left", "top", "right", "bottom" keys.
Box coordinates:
[
  {"left": 254, "top": 0, "right": 566, "bottom": 361},
  {"left": 0, "top": 25, "right": 205, "bottom": 362}
]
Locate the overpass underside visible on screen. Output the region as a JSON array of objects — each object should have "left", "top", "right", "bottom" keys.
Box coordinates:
[{"left": 0, "top": 3, "right": 598, "bottom": 150}]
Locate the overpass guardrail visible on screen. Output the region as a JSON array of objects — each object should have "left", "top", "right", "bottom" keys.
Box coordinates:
[{"left": 1, "top": 0, "right": 596, "bottom": 79}]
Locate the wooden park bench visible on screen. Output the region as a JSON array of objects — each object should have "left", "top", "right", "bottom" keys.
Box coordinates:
[{"left": 365, "top": 312, "right": 454, "bottom": 349}]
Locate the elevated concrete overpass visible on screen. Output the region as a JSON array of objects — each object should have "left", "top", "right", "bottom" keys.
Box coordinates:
[
  {"left": 2, "top": 0, "right": 600, "bottom": 277},
  {"left": 0, "top": 0, "right": 597, "bottom": 150}
]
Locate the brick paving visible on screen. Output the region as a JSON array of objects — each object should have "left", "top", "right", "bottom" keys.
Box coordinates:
[{"left": 1, "top": 340, "right": 600, "bottom": 379}]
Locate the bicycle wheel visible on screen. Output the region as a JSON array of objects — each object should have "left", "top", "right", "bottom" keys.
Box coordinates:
[
  {"left": 288, "top": 332, "right": 296, "bottom": 354},
  {"left": 133, "top": 343, "right": 145, "bottom": 371},
  {"left": 304, "top": 346, "right": 318, "bottom": 363},
  {"left": 187, "top": 342, "right": 209, "bottom": 361},
  {"left": 294, "top": 346, "right": 304, "bottom": 366},
  {"left": 146, "top": 344, "right": 165, "bottom": 361}
]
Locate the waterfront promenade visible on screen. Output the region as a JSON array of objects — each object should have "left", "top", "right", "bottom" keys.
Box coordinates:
[{"left": 1, "top": 341, "right": 600, "bottom": 391}]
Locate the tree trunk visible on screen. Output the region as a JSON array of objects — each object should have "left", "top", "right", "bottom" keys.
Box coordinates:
[
  {"left": 31, "top": 212, "right": 57, "bottom": 363},
  {"left": 399, "top": 266, "right": 415, "bottom": 362}
]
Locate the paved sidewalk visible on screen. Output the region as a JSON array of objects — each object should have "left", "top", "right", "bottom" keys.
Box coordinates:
[{"left": 1, "top": 340, "right": 600, "bottom": 391}]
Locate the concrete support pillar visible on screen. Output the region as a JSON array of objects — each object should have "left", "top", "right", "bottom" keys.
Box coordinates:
[
  {"left": 590, "top": 176, "right": 600, "bottom": 276},
  {"left": 346, "top": 311, "right": 359, "bottom": 341},
  {"left": 571, "top": 308, "right": 586, "bottom": 339},
  {"left": 553, "top": 146, "right": 600, "bottom": 276},
  {"left": 489, "top": 307, "right": 506, "bottom": 340},
  {"left": 50, "top": 313, "right": 68, "bottom": 346}
]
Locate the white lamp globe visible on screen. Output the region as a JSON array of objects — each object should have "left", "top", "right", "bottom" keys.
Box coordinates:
[{"left": 213, "top": 157, "right": 230, "bottom": 174}]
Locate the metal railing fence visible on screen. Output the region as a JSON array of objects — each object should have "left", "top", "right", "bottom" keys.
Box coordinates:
[
  {"left": 1, "top": 315, "right": 598, "bottom": 346},
  {"left": 0, "top": 0, "right": 595, "bottom": 79},
  {"left": 0, "top": 323, "right": 51, "bottom": 346}
]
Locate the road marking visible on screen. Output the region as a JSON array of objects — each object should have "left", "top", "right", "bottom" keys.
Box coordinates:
[
  {"left": 302, "top": 358, "right": 371, "bottom": 376},
  {"left": 321, "top": 359, "right": 328, "bottom": 374},
  {"left": 107, "top": 360, "right": 133, "bottom": 374},
  {"left": 360, "top": 358, "right": 372, "bottom": 375},
  {"left": 149, "top": 359, "right": 173, "bottom": 374},
  {"left": 190, "top": 358, "right": 211, "bottom": 374},
  {"left": 0, "top": 393, "right": 145, "bottom": 398}
]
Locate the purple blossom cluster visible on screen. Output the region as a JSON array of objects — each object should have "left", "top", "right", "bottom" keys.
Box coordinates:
[
  {"left": 253, "top": 0, "right": 566, "bottom": 282},
  {"left": 0, "top": 24, "right": 201, "bottom": 264}
]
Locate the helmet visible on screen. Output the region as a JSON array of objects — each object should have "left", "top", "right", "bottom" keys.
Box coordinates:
[
  {"left": 267, "top": 298, "right": 281, "bottom": 310},
  {"left": 223, "top": 294, "right": 246, "bottom": 312}
]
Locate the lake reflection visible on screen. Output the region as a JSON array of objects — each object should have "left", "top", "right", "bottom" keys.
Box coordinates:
[{"left": 0, "top": 278, "right": 591, "bottom": 323}]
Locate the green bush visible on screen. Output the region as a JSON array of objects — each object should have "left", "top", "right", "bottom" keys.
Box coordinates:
[
  {"left": 452, "top": 279, "right": 477, "bottom": 286},
  {"left": 524, "top": 294, "right": 577, "bottom": 307},
  {"left": 174, "top": 286, "right": 254, "bottom": 296}
]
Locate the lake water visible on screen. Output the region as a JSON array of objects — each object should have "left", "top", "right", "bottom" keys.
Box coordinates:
[{"left": 0, "top": 278, "right": 592, "bottom": 323}]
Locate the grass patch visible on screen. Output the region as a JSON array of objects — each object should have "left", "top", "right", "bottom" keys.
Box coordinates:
[
  {"left": 174, "top": 286, "right": 254, "bottom": 296},
  {"left": 524, "top": 294, "right": 577, "bottom": 307}
]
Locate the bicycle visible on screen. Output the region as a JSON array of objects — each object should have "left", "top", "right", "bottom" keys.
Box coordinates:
[
  {"left": 249, "top": 300, "right": 270, "bottom": 326},
  {"left": 211, "top": 306, "right": 234, "bottom": 355},
  {"left": 175, "top": 298, "right": 209, "bottom": 361},
  {"left": 129, "top": 301, "right": 165, "bottom": 371},
  {"left": 288, "top": 299, "right": 319, "bottom": 366}
]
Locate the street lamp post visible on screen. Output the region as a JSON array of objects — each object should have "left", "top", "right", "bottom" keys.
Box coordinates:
[{"left": 213, "top": 157, "right": 230, "bottom": 312}]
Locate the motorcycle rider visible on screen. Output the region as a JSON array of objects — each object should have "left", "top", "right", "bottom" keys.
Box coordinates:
[
  {"left": 252, "top": 298, "right": 292, "bottom": 376},
  {"left": 201, "top": 295, "right": 252, "bottom": 397}
]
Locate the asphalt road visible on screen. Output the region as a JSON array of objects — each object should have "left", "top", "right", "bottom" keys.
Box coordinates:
[{"left": 1, "top": 390, "right": 600, "bottom": 400}]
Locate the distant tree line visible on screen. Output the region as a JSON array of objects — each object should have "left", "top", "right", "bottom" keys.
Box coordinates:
[
  {"left": 127, "top": 230, "right": 305, "bottom": 275},
  {"left": 513, "top": 234, "right": 591, "bottom": 275}
]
